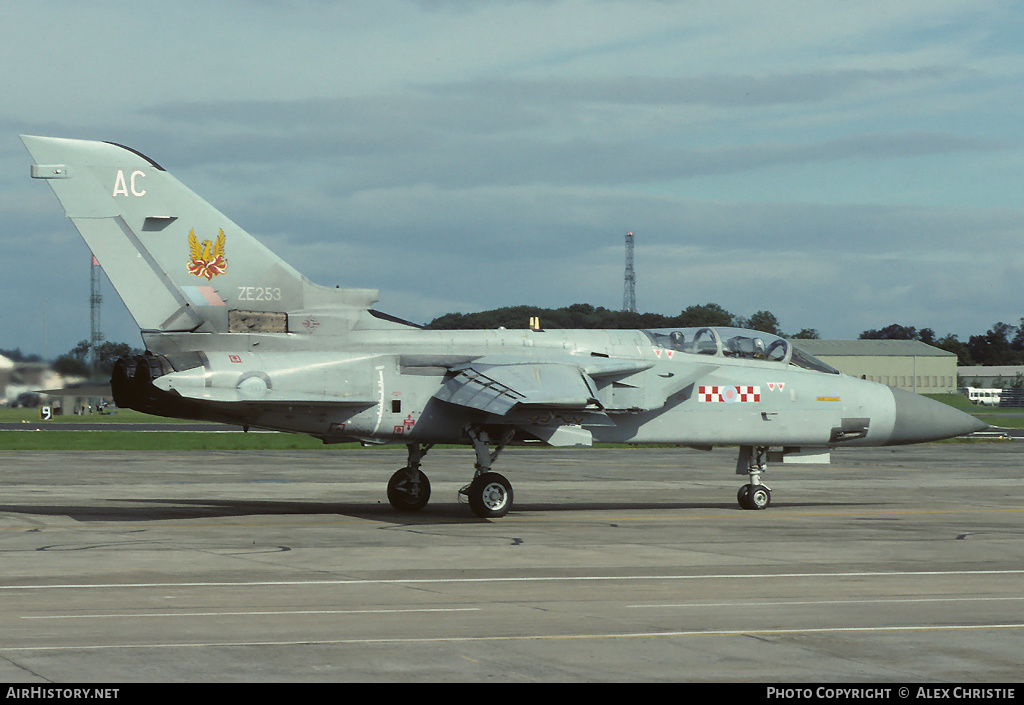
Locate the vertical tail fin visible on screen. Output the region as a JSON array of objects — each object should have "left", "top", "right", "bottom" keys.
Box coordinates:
[{"left": 22, "top": 135, "right": 378, "bottom": 336}]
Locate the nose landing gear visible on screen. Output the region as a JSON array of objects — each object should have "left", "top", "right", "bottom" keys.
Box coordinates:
[{"left": 736, "top": 445, "right": 771, "bottom": 510}]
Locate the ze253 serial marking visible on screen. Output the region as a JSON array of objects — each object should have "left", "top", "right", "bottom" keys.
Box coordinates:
[{"left": 237, "top": 286, "right": 283, "bottom": 301}]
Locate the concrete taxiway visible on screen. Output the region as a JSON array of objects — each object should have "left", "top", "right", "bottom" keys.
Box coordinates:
[{"left": 0, "top": 443, "right": 1021, "bottom": 682}]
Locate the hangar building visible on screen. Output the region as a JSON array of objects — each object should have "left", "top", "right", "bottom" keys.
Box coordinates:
[
  {"left": 956, "top": 365, "right": 1024, "bottom": 389},
  {"left": 788, "top": 339, "right": 958, "bottom": 394}
]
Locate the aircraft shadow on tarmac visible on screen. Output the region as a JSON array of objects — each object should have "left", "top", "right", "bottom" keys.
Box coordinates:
[{"left": 0, "top": 497, "right": 881, "bottom": 524}]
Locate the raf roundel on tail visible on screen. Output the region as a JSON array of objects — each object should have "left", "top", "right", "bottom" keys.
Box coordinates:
[{"left": 21, "top": 135, "right": 989, "bottom": 518}]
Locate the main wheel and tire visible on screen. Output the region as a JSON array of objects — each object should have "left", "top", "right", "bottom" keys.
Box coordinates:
[
  {"left": 737, "top": 485, "right": 751, "bottom": 506},
  {"left": 387, "top": 467, "right": 431, "bottom": 512},
  {"left": 467, "top": 472, "right": 513, "bottom": 518},
  {"left": 738, "top": 484, "right": 771, "bottom": 510}
]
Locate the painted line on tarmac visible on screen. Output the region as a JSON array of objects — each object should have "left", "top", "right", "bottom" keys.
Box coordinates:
[
  {"left": 2, "top": 568, "right": 1023, "bottom": 591},
  {"left": 628, "top": 596, "right": 1024, "bottom": 609},
  {"left": 22, "top": 607, "right": 480, "bottom": 620}
]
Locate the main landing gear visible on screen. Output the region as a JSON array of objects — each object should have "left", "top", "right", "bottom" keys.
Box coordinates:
[
  {"left": 458, "top": 427, "right": 515, "bottom": 519},
  {"left": 385, "top": 427, "right": 516, "bottom": 519},
  {"left": 736, "top": 445, "right": 771, "bottom": 510}
]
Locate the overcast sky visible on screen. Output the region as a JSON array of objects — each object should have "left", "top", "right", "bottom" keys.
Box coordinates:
[{"left": 1, "top": 0, "right": 1021, "bottom": 359}]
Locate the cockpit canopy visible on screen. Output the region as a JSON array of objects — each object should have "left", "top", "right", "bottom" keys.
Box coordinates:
[{"left": 643, "top": 327, "right": 840, "bottom": 374}]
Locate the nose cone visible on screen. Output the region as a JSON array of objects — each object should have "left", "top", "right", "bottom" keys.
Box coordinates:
[{"left": 887, "top": 387, "right": 988, "bottom": 445}]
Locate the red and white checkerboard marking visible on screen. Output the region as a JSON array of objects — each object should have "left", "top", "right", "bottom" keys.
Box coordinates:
[{"left": 698, "top": 385, "right": 761, "bottom": 402}]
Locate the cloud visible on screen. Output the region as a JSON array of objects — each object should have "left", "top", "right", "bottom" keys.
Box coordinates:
[{"left": 1, "top": 0, "right": 1022, "bottom": 358}]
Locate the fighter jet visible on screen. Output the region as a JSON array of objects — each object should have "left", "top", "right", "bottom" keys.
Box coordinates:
[{"left": 21, "top": 136, "right": 987, "bottom": 518}]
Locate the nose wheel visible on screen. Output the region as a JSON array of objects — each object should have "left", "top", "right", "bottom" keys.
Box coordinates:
[{"left": 736, "top": 446, "right": 772, "bottom": 510}]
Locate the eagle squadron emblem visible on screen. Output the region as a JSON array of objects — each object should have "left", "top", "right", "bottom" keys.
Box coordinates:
[{"left": 187, "top": 228, "right": 228, "bottom": 280}]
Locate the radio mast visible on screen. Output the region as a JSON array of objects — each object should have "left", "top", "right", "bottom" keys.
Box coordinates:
[
  {"left": 622, "top": 231, "right": 637, "bottom": 312},
  {"left": 90, "top": 254, "right": 102, "bottom": 375}
]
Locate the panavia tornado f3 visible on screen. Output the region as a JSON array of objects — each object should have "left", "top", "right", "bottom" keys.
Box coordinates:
[{"left": 21, "top": 135, "right": 988, "bottom": 518}]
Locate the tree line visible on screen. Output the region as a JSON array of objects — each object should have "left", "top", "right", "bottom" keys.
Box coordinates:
[
  {"left": 858, "top": 322, "right": 1024, "bottom": 367},
  {"left": 50, "top": 340, "right": 142, "bottom": 377},
  {"left": 426, "top": 303, "right": 816, "bottom": 337}
]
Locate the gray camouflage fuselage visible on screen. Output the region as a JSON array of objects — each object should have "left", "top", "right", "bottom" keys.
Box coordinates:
[{"left": 144, "top": 325, "right": 902, "bottom": 449}]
